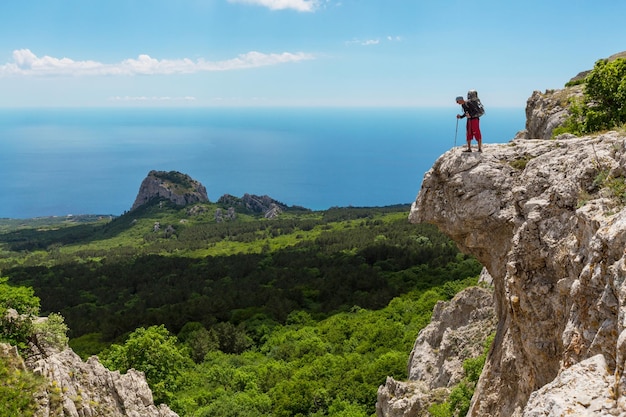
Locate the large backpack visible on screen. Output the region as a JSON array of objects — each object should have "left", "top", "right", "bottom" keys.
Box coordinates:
[{"left": 467, "top": 89, "right": 485, "bottom": 118}]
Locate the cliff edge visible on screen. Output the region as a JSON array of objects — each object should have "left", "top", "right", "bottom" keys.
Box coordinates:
[{"left": 409, "top": 133, "right": 626, "bottom": 415}]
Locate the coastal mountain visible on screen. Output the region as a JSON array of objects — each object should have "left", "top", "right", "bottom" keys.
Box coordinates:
[
  {"left": 130, "top": 170, "right": 294, "bottom": 219},
  {"left": 5, "top": 52, "right": 625, "bottom": 417},
  {"left": 130, "top": 170, "right": 209, "bottom": 211}
]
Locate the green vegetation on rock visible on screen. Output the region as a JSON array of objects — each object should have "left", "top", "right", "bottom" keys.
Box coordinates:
[{"left": 555, "top": 57, "right": 626, "bottom": 136}]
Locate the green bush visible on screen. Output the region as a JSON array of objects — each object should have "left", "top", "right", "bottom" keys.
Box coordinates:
[
  {"left": 448, "top": 381, "right": 474, "bottom": 416},
  {"left": 557, "top": 58, "right": 626, "bottom": 135},
  {"left": 33, "top": 313, "right": 69, "bottom": 351},
  {"left": 0, "top": 277, "right": 40, "bottom": 350},
  {"left": 0, "top": 355, "right": 46, "bottom": 417},
  {"left": 0, "top": 275, "right": 47, "bottom": 416},
  {"left": 100, "top": 325, "right": 192, "bottom": 404}
]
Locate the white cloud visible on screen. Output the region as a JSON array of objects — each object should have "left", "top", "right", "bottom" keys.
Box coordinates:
[
  {"left": 0, "top": 49, "right": 315, "bottom": 77},
  {"left": 345, "top": 38, "right": 380, "bottom": 46},
  {"left": 345, "top": 36, "right": 403, "bottom": 47},
  {"left": 227, "top": 0, "right": 320, "bottom": 12}
]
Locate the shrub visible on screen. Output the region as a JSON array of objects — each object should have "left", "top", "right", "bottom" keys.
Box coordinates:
[
  {"left": 100, "top": 325, "right": 192, "bottom": 404},
  {"left": 0, "top": 354, "right": 46, "bottom": 417},
  {"left": 33, "top": 313, "right": 69, "bottom": 351},
  {"left": 557, "top": 58, "right": 626, "bottom": 135},
  {"left": 0, "top": 277, "right": 40, "bottom": 350}
]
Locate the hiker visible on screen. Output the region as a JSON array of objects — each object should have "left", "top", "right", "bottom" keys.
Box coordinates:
[{"left": 456, "top": 95, "right": 482, "bottom": 152}]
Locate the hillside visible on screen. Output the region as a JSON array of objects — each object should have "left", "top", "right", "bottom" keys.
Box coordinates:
[
  {"left": 0, "top": 201, "right": 482, "bottom": 416},
  {"left": 1, "top": 202, "right": 477, "bottom": 339}
]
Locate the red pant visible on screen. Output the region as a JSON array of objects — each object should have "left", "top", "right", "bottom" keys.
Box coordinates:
[{"left": 466, "top": 118, "right": 482, "bottom": 142}]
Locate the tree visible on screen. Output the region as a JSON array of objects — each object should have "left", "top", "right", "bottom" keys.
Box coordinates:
[
  {"left": 33, "top": 312, "right": 69, "bottom": 351},
  {"left": 0, "top": 277, "right": 40, "bottom": 315},
  {"left": 558, "top": 58, "right": 626, "bottom": 134},
  {"left": 100, "top": 325, "right": 192, "bottom": 404},
  {"left": 212, "top": 322, "right": 252, "bottom": 354},
  {"left": 584, "top": 58, "right": 626, "bottom": 131},
  {"left": 0, "top": 277, "right": 40, "bottom": 350}
]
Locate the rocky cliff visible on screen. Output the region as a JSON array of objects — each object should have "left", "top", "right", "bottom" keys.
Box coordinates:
[
  {"left": 377, "top": 286, "right": 496, "bottom": 416},
  {"left": 1, "top": 337, "right": 177, "bottom": 417},
  {"left": 217, "top": 193, "right": 288, "bottom": 218},
  {"left": 407, "top": 132, "right": 626, "bottom": 416},
  {"left": 517, "top": 85, "right": 582, "bottom": 140},
  {"left": 131, "top": 170, "right": 209, "bottom": 211}
]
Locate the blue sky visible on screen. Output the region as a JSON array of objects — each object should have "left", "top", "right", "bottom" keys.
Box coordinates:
[{"left": 0, "top": 0, "right": 624, "bottom": 108}]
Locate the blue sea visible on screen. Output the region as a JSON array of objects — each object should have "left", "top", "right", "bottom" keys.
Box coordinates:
[{"left": 0, "top": 107, "right": 525, "bottom": 219}]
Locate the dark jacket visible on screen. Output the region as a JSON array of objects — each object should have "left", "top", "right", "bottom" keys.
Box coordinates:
[{"left": 459, "top": 101, "right": 481, "bottom": 119}]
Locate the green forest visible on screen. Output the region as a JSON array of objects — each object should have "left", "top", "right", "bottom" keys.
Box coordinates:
[{"left": 0, "top": 201, "right": 483, "bottom": 417}]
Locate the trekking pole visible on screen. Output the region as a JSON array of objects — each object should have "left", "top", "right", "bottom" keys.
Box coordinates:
[{"left": 454, "top": 117, "right": 459, "bottom": 147}]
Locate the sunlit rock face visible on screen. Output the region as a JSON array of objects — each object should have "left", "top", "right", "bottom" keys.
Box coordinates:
[
  {"left": 409, "top": 133, "right": 626, "bottom": 416},
  {"left": 376, "top": 286, "right": 496, "bottom": 417},
  {"left": 131, "top": 170, "right": 208, "bottom": 211}
]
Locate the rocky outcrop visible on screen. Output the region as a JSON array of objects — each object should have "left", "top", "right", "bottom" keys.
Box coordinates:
[
  {"left": 519, "top": 51, "right": 626, "bottom": 140},
  {"left": 0, "top": 339, "right": 178, "bottom": 417},
  {"left": 217, "top": 193, "right": 287, "bottom": 218},
  {"left": 568, "top": 50, "right": 626, "bottom": 85},
  {"left": 406, "top": 286, "right": 495, "bottom": 387},
  {"left": 1, "top": 308, "right": 178, "bottom": 416},
  {"left": 376, "top": 286, "right": 496, "bottom": 416},
  {"left": 409, "top": 133, "right": 626, "bottom": 416},
  {"left": 522, "top": 354, "right": 617, "bottom": 416},
  {"left": 376, "top": 378, "right": 447, "bottom": 417},
  {"left": 131, "top": 170, "right": 208, "bottom": 211},
  {"left": 517, "top": 86, "right": 582, "bottom": 140},
  {"left": 28, "top": 347, "right": 178, "bottom": 417}
]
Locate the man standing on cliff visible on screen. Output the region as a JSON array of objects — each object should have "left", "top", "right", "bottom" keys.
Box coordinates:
[{"left": 456, "top": 96, "right": 482, "bottom": 152}]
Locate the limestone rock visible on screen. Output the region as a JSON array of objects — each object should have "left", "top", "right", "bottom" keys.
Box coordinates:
[
  {"left": 0, "top": 340, "right": 178, "bottom": 417},
  {"left": 217, "top": 193, "right": 286, "bottom": 218},
  {"left": 376, "top": 286, "right": 496, "bottom": 416},
  {"left": 26, "top": 346, "right": 179, "bottom": 417},
  {"left": 131, "top": 170, "right": 208, "bottom": 211},
  {"left": 520, "top": 51, "right": 626, "bottom": 140},
  {"left": 522, "top": 355, "right": 619, "bottom": 417},
  {"left": 409, "top": 132, "right": 626, "bottom": 416},
  {"left": 407, "top": 286, "right": 495, "bottom": 388},
  {"left": 520, "top": 86, "right": 583, "bottom": 140},
  {"left": 376, "top": 378, "right": 448, "bottom": 417}
]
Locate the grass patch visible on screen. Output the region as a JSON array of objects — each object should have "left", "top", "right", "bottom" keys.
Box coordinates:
[{"left": 509, "top": 155, "right": 534, "bottom": 170}]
